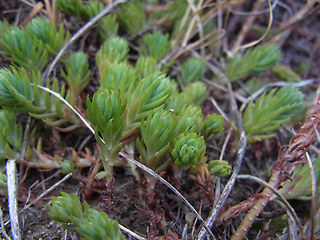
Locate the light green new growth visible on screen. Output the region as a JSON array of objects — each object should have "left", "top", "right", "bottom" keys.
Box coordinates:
[
  {"left": 100, "top": 62, "right": 137, "bottom": 93},
  {"left": 243, "top": 85, "right": 303, "bottom": 143},
  {"left": 136, "top": 110, "right": 177, "bottom": 172},
  {"left": 226, "top": 44, "right": 281, "bottom": 82},
  {"left": 140, "top": 30, "right": 171, "bottom": 62},
  {"left": 135, "top": 56, "right": 159, "bottom": 78},
  {"left": 171, "top": 132, "right": 206, "bottom": 171},
  {"left": 86, "top": 89, "right": 126, "bottom": 180},
  {"left": 96, "top": 36, "right": 129, "bottom": 71},
  {"left": 126, "top": 73, "right": 174, "bottom": 128},
  {"left": 179, "top": 57, "right": 206, "bottom": 86},
  {"left": 47, "top": 192, "right": 125, "bottom": 240},
  {"left": 208, "top": 160, "right": 231, "bottom": 177}
]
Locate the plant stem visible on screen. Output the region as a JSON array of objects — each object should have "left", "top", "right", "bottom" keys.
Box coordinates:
[{"left": 230, "top": 171, "right": 279, "bottom": 240}]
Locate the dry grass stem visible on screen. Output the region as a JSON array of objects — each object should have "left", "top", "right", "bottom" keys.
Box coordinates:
[
  {"left": 237, "top": 174, "right": 303, "bottom": 233},
  {"left": 6, "top": 160, "right": 21, "bottom": 240},
  {"left": 20, "top": 2, "right": 44, "bottom": 26},
  {"left": 306, "top": 152, "right": 317, "bottom": 240},
  {"left": 196, "top": 131, "right": 247, "bottom": 240}
]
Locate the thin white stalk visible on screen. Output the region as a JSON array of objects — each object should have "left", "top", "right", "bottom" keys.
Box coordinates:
[
  {"left": 196, "top": 131, "right": 247, "bottom": 240},
  {"left": 6, "top": 160, "right": 21, "bottom": 240}
]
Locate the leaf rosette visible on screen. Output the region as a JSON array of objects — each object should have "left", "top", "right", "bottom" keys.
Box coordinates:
[{"left": 172, "top": 132, "right": 206, "bottom": 171}]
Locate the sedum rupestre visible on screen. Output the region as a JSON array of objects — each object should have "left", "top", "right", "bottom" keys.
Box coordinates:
[
  {"left": 171, "top": 132, "right": 206, "bottom": 171},
  {"left": 86, "top": 89, "right": 126, "bottom": 180}
]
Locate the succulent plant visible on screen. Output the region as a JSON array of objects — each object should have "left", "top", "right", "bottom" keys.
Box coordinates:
[
  {"left": 117, "top": 0, "right": 146, "bottom": 35},
  {"left": 208, "top": 160, "right": 231, "bottom": 177},
  {"left": 79, "top": 203, "right": 125, "bottom": 240},
  {"left": 243, "top": 85, "right": 303, "bottom": 143},
  {"left": 140, "top": 30, "right": 171, "bottom": 62},
  {"left": 0, "top": 110, "right": 22, "bottom": 160},
  {"left": 136, "top": 110, "right": 177, "bottom": 172},
  {"left": 100, "top": 62, "right": 137, "bottom": 93},
  {"left": 56, "top": 0, "right": 84, "bottom": 18},
  {"left": 126, "top": 73, "right": 175, "bottom": 128},
  {"left": 97, "top": 14, "right": 118, "bottom": 40},
  {"left": 203, "top": 113, "right": 224, "bottom": 138},
  {"left": 178, "top": 57, "right": 206, "bottom": 86},
  {"left": 166, "top": 82, "right": 207, "bottom": 112},
  {"left": 87, "top": 89, "right": 126, "bottom": 147},
  {"left": 96, "top": 36, "right": 129, "bottom": 71},
  {"left": 47, "top": 192, "right": 83, "bottom": 229},
  {"left": 47, "top": 192, "right": 125, "bottom": 239},
  {"left": 26, "top": 17, "right": 70, "bottom": 56},
  {"left": 179, "top": 82, "right": 207, "bottom": 106},
  {"left": 62, "top": 52, "right": 91, "bottom": 104},
  {"left": 83, "top": 0, "right": 104, "bottom": 19},
  {"left": 0, "top": 27, "right": 48, "bottom": 71},
  {"left": 0, "top": 67, "right": 79, "bottom": 127},
  {"left": 86, "top": 89, "right": 126, "bottom": 180},
  {"left": 171, "top": 132, "right": 206, "bottom": 171},
  {"left": 135, "top": 56, "right": 159, "bottom": 78},
  {"left": 271, "top": 64, "right": 301, "bottom": 82},
  {"left": 226, "top": 44, "right": 282, "bottom": 82},
  {"left": 175, "top": 105, "right": 203, "bottom": 135}
]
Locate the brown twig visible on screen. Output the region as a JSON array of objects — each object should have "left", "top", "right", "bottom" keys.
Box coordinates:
[
  {"left": 20, "top": 2, "right": 44, "bottom": 26},
  {"left": 237, "top": 174, "right": 303, "bottom": 233}
]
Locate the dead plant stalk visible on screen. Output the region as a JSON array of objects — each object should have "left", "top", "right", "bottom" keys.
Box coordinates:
[{"left": 231, "top": 104, "right": 320, "bottom": 240}]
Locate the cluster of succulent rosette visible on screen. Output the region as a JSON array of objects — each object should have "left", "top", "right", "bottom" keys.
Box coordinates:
[{"left": 0, "top": 0, "right": 318, "bottom": 239}]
